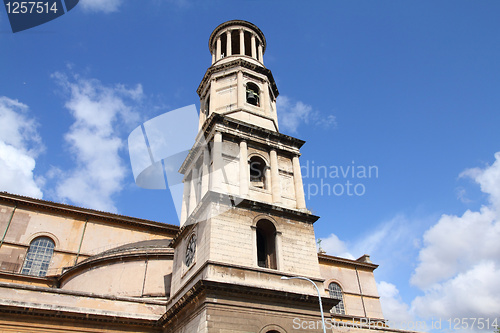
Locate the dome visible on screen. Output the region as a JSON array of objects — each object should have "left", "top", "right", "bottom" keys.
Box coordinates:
[{"left": 59, "top": 238, "right": 174, "bottom": 298}]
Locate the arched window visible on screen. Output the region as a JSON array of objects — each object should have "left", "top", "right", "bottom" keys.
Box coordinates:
[
  {"left": 328, "top": 282, "right": 346, "bottom": 315},
  {"left": 256, "top": 219, "right": 276, "bottom": 269},
  {"left": 249, "top": 156, "right": 266, "bottom": 189},
  {"left": 220, "top": 32, "right": 227, "bottom": 58},
  {"left": 21, "top": 237, "right": 55, "bottom": 277},
  {"left": 246, "top": 82, "right": 260, "bottom": 106},
  {"left": 244, "top": 31, "right": 252, "bottom": 57},
  {"left": 205, "top": 96, "right": 210, "bottom": 116}
]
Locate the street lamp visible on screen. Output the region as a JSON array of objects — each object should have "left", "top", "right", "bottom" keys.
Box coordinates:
[{"left": 281, "top": 275, "right": 327, "bottom": 333}]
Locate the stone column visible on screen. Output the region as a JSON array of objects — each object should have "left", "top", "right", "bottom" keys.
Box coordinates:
[
  {"left": 209, "top": 79, "right": 216, "bottom": 113},
  {"left": 263, "top": 81, "right": 269, "bottom": 115},
  {"left": 292, "top": 156, "right": 306, "bottom": 209},
  {"left": 180, "top": 178, "right": 190, "bottom": 226},
  {"left": 226, "top": 30, "right": 232, "bottom": 57},
  {"left": 275, "top": 231, "right": 282, "bottom": 270},
  {"left": 251, "top": 34, "right": 257, "bottom": 59},
  {"left": 270, "top": 149, "right": 282, "bottom": 204},
  {"left": 212, "top": 52, "right": 215, "bottom": 65},
  {"left": 239, "top": 29, "right": 245, "bottom": 55},
  {"left": 212, "top": 131, "right": 223, "bottom": 191},
  {"left": 199, "top": 101, "right": 205, "bottom": 130},
  {"left": 237, "top": 71, "right": 244, "bottom": 108},
  {"left": 251, "top": 225, "right": 257, "bottom": 266},
  {"left": 272, "top": 100, "right": 278, "bottom": 126},
  {"left": 189, "top": 167, "right": 199, "bottom": 215},
  {"left": 201, "top": 146, "right": 210, "bottom": 197},
  {"left": 239, "top": 140, "right": 248, "bottom": 197},
  {"left": 216, "top": 36, "right": 221, "bottom": 61},
  {"left": 258, "top": 44, "right": 263, "bottom": 64}
]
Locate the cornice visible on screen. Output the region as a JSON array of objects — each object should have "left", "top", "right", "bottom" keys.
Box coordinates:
[
  {"left": 179, "top": 113, "right": 305, "bottom": 174},
  {"left": 0, "top": 192, "right": 179, "bottom": 235},
  {"left": 158, "top": 279, "right": 339, "bottom": 327},
  {"left": 318, "top": 253, "right": 379, "bottom": 270},
  {"left": 197, "top": 58, "right": 279, "bottom": 97}
]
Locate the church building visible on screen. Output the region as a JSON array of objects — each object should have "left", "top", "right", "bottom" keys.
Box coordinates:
[{"left": 0, "top": 20, "right": 412, "bottom": 333}]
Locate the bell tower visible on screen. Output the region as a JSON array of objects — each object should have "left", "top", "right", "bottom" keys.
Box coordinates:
[
  {"left": 197, "top": 20, "right": 279, "bottom": 132},
  {"left": 163, "top": 20, "right": 336, "bottom": 332}
]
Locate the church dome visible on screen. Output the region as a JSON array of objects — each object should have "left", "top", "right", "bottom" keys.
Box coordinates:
[{"left": 59, "top": 239, "right": 174, "bottom": 298}]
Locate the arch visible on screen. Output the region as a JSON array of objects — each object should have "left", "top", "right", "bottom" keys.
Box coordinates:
[
  {"left": 231, "top": 29, "right": 240, "bottom": 55},
  {"left": 26, "top": 231, "right": 59, "bottom": 248},
  {"left": 246, "top": 82, "right": 260, "bottom": 106},
  {"left": 256, "top": 219, "right": 276, "bottom": 269},
  {"left": 259, "top": 324, "right": 287, "bottom": 333},
  {"left": 220, "top": 32, "right": 227, "bottom": 58},
  {"left": 21, "top": 236, "right": 55, "bottom": 277},
  {"left": 249, "top": 155, "right": 267, "bottom": 189},
  {"left": 205, "top": 95, "right": 210, "bottom": 116},
  {"left": 328, "top": 281, "right": 346, "bottom": 315},
  {"left": 244, "top": 30, "right": 252, "bottom": 57},
  {"left": 251, "top": 215, "right": 280, "bottom": 232}
]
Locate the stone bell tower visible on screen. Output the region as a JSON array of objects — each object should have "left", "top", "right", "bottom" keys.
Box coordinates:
[
  {"left": 162, "top": 20, "right": 336, "bottom": 332},
  {"left": 197, "top": 20, "right": 279, "bottom": 133}
]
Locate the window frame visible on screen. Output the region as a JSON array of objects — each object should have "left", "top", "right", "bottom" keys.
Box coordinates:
[
  {"left": 255, "top": 219, "right": 277, "bottom": 270},
  {"left": 328, "top": 282, "right": 346, "bottom": 315},
  {"left": 249, "top": 155, "right": 268, "bottom": 190},
  {"left": 246, "top": 82, "right": 261, "bottom": 107},
  {"left": 20, "top": 236, "right": 55, "bottom": 277}
]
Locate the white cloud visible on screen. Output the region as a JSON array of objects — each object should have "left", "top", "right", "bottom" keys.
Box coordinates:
[
  {"left": 378, "top": 281, "right": 414, "bottom": 325},
  {"left": 319, "top": 153, "right": 500, "bottom": 331},
  {"left": 460, "top": 152, "right": 500, "bottom": 211},
  {"left": 320, "top": 214, "right": 422, "bottom": 265},
  {"left": 412, "top": 261, "right": 500, "bottom": 321},
  {"left": 410, "top": 207, "right": 498, "bottom": 289},
  {"left": 277, "top": 96, "right": 336, "bottom": 134},
  {"left": 51, "top": 73, "right": 143, "bottom": 212},
  {"left": 79, "top": 0, "right": 122, "bottom": 13},
  {"left": 0, "top": 97, "right": 43, "bottom": 198},
  {"left": 320, "top": 233, "right": 354, "bottom": 259},
  {"left": 410, "top": 152, "right": 500, "bottom": 330}
]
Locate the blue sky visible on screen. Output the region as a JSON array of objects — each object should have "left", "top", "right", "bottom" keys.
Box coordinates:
[{"left": 1, "top": 1, "right": 500, "bottom": 331}]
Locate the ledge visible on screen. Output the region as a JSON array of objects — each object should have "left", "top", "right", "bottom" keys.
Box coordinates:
[
  {"left": 0, "top": 192, "right": 179, "bottom": 234},
  {"left": 318, "top": 253, "right": 379, "bottom": 270}
]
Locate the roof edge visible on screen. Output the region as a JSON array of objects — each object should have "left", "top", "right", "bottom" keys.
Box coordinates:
[{"left": 0, "top": 192, "right": 180, "bottom": 233}]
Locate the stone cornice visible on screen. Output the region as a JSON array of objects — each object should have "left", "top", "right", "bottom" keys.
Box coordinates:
[
  {"left": 0, "top": 191, "right": 179, "bottom": 235},
  {"left": 0, "top": 301, "right": 161, "bottom": 329},
  {"left": 179, "top": 113, "right": 304, "bottom": 174},
  {"left": 158, "top": 279, "right": 339, "bottom": 327},
  {"left": 0, "top": 281, "right": 167, "bottom": 305},
  {"left": 171, "top": 191, "right": 318, "bottom": 248},
  {"left": 0, "top": 271, "right": 58, "bottom": 287},
  {"left": 318, "top": 253, "right": 379, "bottom": 270},
  {"left": 197, "top": 58, "right": 278, "bottom": 97}
]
